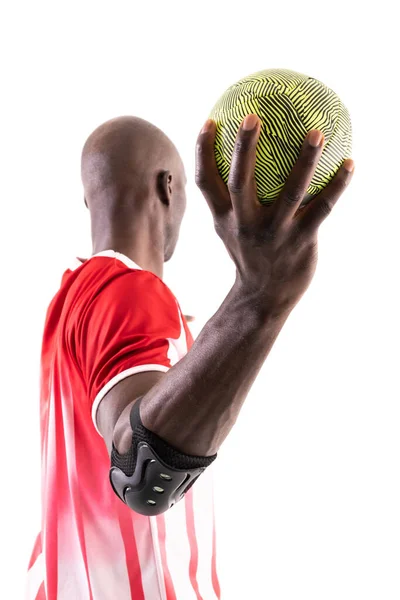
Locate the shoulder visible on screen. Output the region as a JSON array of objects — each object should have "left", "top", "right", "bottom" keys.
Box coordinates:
[{"left": 71, "top": 259, "right": 179, "bottom": 324}]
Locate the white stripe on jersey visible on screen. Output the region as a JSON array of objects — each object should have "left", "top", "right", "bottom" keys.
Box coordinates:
[
  {"left": 91, "top": 364, "right": 170, "bottom": 436},
  {"left": 57, "top": 513, "right": 92, "bottom": 599},
  {"left": 55, "top": 374, "right": 92, "bottom": 599},
  {"left": 83, "top": 517, "right": 133, "bottom": 600},
  {"left": 148, "top": 516, "right": 167, "bottom": 600},
  {"left": 193, "top": 467, "right": 220, "bottom": 599},
  {"left": 25, "top": 554, "right": 44, "bottom": 600},
  {"left": 164, "top": 497, "right": 198, "bottom": 599}
]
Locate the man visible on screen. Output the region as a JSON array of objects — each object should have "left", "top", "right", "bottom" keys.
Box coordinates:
[{"left": 26, "top": 114, "right": 354, "bottom": 600}]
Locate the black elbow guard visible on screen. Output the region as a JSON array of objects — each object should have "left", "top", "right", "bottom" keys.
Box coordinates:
[{"left": 109, "top": 397, "right": 217, "bottom": 516}]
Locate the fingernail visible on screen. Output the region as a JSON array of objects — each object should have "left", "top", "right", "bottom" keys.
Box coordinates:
[
  {"left": 242, "top": 114, "right": 259, "bottom": 131},
  {"left": 343, "top": 159, "right": 355, "bottom": 173},
  {"left": 308, "top": 130, "right": 323, "bottom": 147},
  {"left": 201, "top": 119, "right": 214, "bottom": 134}
]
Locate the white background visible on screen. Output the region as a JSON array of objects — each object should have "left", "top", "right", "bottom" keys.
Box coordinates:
[{"left": 1, "top": 1, "right": 399, "bottom": 599}]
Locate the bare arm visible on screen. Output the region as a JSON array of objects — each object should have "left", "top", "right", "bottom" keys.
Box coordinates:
[
  {"left": 111, "top": 115, "right": 354, "bottom": 458},
  {"left": 113, "top": 281, "right": 288, "bottom": 457}
]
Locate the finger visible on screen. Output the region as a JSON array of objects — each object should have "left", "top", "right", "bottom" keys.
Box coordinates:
[
  {"left": 227, "top": 114, "right": 262, "bottom": 225},
  {"left": 195, "top": 119, "right": 231, "bottom": 219},
  {"left": 272, "top": 130, "right": 325, "bottom": 226},
  {"left": 299, "top": 159, "right": 355, "bottom": 233}
]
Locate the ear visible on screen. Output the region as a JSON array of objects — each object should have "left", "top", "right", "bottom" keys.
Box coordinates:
[{"left": 157, "top": 170, "right": 173, "bottom": 207}]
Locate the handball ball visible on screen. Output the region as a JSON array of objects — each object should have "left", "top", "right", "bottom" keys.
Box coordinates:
[{"left": 209, "top": 68, "right": 352, "bottom": 205}]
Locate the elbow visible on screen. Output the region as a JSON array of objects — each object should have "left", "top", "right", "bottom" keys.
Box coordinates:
[{"left": 109, "top": 459, "right": 189, "bottom": 516}]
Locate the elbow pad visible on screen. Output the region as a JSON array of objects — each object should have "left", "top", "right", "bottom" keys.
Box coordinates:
[{"left": 109, "top": 397, "right": 217, "bottom": 516}]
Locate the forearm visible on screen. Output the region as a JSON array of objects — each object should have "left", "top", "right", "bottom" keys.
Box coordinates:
[{"left": 119, "top": 279, "right": 290, "bottom": 456}]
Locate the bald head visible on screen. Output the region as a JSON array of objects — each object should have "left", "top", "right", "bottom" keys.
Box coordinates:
[
  {"left": 80, "top": 116, "right": 187, "bottom": 270},
  {"left": 81, "top": 116, "right": 185, "bottom": 204}
]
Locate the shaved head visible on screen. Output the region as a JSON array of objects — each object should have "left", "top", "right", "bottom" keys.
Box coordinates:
[
  {"left": 80, "top": 116, "right": 187, "bottom": 270},
  {"left": 81, "top": 116, "right": 185, "bottom": 203}
]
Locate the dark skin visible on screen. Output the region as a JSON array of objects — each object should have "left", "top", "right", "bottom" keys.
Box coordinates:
[
  {"left": 82, "top": 116, "right": 188, "bottom": 280},
  {"left": 81, "top": 116, "right": 192, "bottom": 453},
  {"left": 87, "top": 114, "right": 354, "bottom": 458}
]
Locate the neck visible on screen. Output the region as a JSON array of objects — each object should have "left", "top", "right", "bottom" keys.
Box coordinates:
[{"left": 91, "top": 217, "right": 165, "bottom": 280}]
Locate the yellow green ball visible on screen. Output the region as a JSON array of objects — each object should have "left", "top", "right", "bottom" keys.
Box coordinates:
[{"left": 209, "top": 68, "right": 352, "bottom": 205}]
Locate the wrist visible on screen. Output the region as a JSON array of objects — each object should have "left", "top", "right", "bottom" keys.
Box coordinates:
[{"left": 232, "top": 276, "right": 292, "bottom": 325}]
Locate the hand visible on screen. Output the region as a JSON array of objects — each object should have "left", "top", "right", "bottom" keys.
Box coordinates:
[
  {"left": 195, "top": 115, "right": 355, "bottom": 317},
  {"left": 183, "top": 315, "right": 195, "bottom": 323}
]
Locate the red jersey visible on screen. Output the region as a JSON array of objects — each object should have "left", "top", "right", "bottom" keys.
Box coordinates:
[{"left": 26, "top": 250, "right": 220, "bottom": 600}]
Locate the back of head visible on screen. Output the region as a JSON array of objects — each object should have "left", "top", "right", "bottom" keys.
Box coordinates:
[
  {"left": 81, "top": 116, "right": 182, "bottom": 208},
  {"left": 80, "top": 116, "right": 187, "bottom": 266}
]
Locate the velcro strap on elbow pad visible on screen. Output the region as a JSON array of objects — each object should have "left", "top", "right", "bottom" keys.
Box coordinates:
[{"left": 109, "top": 397, "right": 217, "bottom": 516}]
